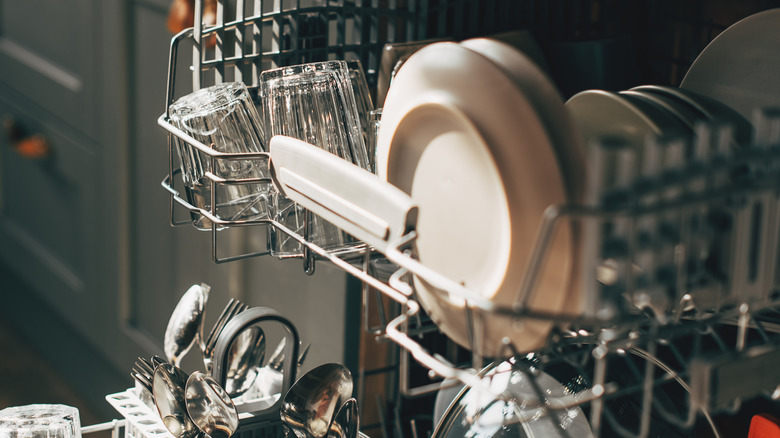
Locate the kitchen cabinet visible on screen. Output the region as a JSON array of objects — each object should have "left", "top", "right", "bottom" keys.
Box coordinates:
[
  {"left": 0, "top": 0, "right": 117, "bottom": 359},
  {"left": 0, "top": 0, "right": 355, "bottom": 416}
]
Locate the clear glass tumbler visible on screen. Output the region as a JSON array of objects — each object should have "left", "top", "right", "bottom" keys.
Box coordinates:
[
  {"left": 168, "top": 81, "right": 271, "bottom": 230},
  {"left": 0, "top": 405, "right": 81, "bottom": 438},
  {"left": 346, "top": 59, "right": 375, "bottom": 149},
  {"left": 261, "top": 60, "right": 369, "bottom": 257},
  {"left": 367, "top": 108, "right": 382, "bottom": 174},
  {"left": 260, "top": 60, "right": 370, "bottom": 170}
]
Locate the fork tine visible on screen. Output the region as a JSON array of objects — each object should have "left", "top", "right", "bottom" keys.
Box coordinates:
[
  {"left": 204, "top": 299, "right": 239, "bottom": 356},
  {"left": 151, "top": 355, "right": 167, "bottom": 369},
  {"left": 131, "top": 371, "right": 152, "bottom": 393},
  {"left": 204, "top": 299, "right": 248, "bottom": 356},
  {"left": 136, "top": 357, "right": 155, "bottom": 376}
]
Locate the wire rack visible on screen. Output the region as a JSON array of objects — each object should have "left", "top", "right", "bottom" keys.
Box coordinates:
[{"left": 153, "top": 1, "right": 780, "bottom": 437}]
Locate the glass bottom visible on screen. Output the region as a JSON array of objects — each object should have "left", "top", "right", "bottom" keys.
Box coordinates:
[
  {"left": 268, "top": 193, "right": 363, "bottom": 257},
  {"left": 185, "top": 181, "right": 271, "bottom": 231}
]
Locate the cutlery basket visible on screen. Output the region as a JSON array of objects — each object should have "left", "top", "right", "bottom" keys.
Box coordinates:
[
  {"left": 107, "top": 307, "right": 300, "bottom": 438},
  {"left": 106, "top": 388, "right": 285, "bottom": 438}
]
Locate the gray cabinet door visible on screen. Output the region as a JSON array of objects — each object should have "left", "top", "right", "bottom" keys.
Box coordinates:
[
  {"left": 0, "top": 0, "right": 100, "bottom": 139},
  {"left": 0, "top": 91, "right": 109, "bottom": 352}
]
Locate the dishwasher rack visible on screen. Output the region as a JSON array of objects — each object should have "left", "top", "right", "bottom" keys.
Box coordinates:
[{"left": 154, "top": 1, "right": 780, "bottom": 437}]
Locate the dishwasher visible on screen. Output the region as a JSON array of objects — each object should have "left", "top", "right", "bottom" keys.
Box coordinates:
[{"left": 23, "top": 1, "right": 780, "bottom": 438}]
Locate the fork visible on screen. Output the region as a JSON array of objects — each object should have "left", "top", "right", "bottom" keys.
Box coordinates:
[
  {"left": 131, "top": 356, "right": 156, "bottom": 395},
  {"left": 203, "top": 298, "right": 249, "bottom": 372}
]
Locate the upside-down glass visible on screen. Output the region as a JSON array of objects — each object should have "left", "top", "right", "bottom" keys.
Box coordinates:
[
  {"left": 261, "top": 61, "right": 369, "bottom": 257},
  {"left": 0, "top": 405, "right": 81, "bottom": 438},
  {"left": 367, "top": 108, "right": 382, "bottom": 174},
  {"left": 346, "top": 59, "right": 375, "bottom": 150},
  {"left": 168, "top": 82, "right": 271, "bottom": 230}
]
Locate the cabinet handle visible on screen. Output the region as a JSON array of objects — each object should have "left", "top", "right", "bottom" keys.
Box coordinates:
[{"left": 2, "top": 115, "right": 51, "bottom": 159}]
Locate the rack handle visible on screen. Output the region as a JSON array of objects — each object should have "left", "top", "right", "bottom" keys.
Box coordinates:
[
  {"left": 269, "top": 136, "right": 418, "bottom": 254},
  {"left": 2, "top": 115, "right": 50, "bottom": 159},
  {"left": 211, "top": 307, "right": 300, "bottom": 420}
]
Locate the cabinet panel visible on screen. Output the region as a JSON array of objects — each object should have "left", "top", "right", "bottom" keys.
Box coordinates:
[
  {"left": 0, "top": 0, "right": 97, "bottom": 137},
  {"left": 0, "top": 93, "right": 104, "bottom": 347}
]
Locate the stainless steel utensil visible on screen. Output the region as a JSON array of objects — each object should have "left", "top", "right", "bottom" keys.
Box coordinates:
[
  {"left": 165, "top": 283, "right": 211, "bottom": 367},
  {"left": 280, "top": 363, "right": 354, "bottom": 438},
  {"left": 152, "top": 363, "right": 200, "bottom": 438},
  {"left": 327, "top": 398, "right": 359, "bottom": 438},
  {"left": 203, "top": 299, "right": 249, "bottom": 372},
  {"left": 223, "top": 325, "right": 265, "bottom": 397},
  {"left": 185, "top": 371, "right": 239, "bottom": 438},
  {"left": 152, "top": 355, "right": 167, "bottom": 369},
  {"left": 136, "top": 357, "right": 156, "bottom": 377}
]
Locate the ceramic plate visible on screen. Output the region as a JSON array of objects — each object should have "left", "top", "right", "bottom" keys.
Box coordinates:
[
  {"left": 681, "top": 8, "right": 780, "bottom": 120},
  {"left": 630, "top": 85, "right": 752, "bottom": 145},
  {"left": 377, "top": 42, "right": 573, "bottom": 357},
  {"left": 566, "top": 89, "right": 692, "bottom": 148},
  {"left": 459, "top": 37, "right": 587, "bottom": 317},
  {"left": 620, "top": 89, "right": 702, "bottom": 130}
]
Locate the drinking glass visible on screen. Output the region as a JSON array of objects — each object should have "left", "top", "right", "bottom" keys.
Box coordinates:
[
  {"left": 346, "top": 59, "right": 375, "bottom": 148},
  {"left": 0, "top": 405, "right": 81, "bottom": 438},
  {"left": 260, "top": 60, "right": 370, "bottom": 170},
  {"left": 367, "top": 108, "right": 382, "bottom": 174},
  {"left": 261, "top": 60, "right": 368, "bottom": 257},
  {"left": 168, "top": 81, "right": 271, "bottom": 230}
]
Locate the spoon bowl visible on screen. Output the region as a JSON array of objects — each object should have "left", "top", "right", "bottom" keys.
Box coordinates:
[
  {"left": 165, "top": 283, "right": 211, "bottom": 367},
  {"left": 224, "top": 325, "right": 266, "bottom": 397},
  {"left": 280, "top": 363, "right": 353, "bottom": 438},
  {"left": 327, "top": 398, "right": 359, "bottom": 438},
  {"left": 185, "top": 371, "right": 239, "bottom": 438},
  {"left": 152, "top": 364, "right": 200, "bottom": 438}
]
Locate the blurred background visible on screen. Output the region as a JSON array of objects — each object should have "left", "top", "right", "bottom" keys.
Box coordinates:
[{"left": 1, "top": 0, "right": 780, "bottom": 433}]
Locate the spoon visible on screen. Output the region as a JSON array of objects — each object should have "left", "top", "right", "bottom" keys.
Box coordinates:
[
  {"left": 327, "top": 398, "right": 359, "bottom": 438},
  {"left": 152, "top": 363, "right": 200, "bottom": 438},
  {"left": 280, "top": 363, "right": 354, "bottom": 438},
  {"left": 223, "top": 325, "right": 266, "bottom": 397},
  {"left": 185, "top": 371, "right": 239, "bottom": 438},
  {"left": 165, "top": 283, "right": 211, "bottom": 367}
]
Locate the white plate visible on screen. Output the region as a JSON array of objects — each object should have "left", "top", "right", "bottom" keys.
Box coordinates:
[
  {"left": 630, "top": 85, "right": 752, "bottom": 145},
  {"left": 620, "top": 89, "right": 702, "bottom": 130},
  {"left": 459, "top": 37, "right": 586, "bottom": 204},
  {"left": 460, "top": 37, "right": 587, "bottom": 316},
  {"left": 566, "top": 89, "right": 690, "bottom": 160},
  {"left": 377, "top": 42, "right": 573, "bottom": 357},
  {"left": 681, "top": 8, "right": 780, "bottom": 120}
]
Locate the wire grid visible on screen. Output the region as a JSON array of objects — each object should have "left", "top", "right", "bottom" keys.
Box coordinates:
[
  {"left": 523, "top": 309, "right": 780, "bottom": 438},
  {"left": 187, "top": 0, "right": 418, "bottom": 94}
]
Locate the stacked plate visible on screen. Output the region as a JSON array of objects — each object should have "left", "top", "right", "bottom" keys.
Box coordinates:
[
  {"left": 680, "top": 8, "right": 780, "bottom": 122},
  {"left": 376, "top": 38, "right": 585, "bottom": 358}
]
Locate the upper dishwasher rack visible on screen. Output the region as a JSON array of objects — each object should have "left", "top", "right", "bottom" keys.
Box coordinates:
[{"left": 156, "top": 1, "right": 780, "bottom": 437}]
